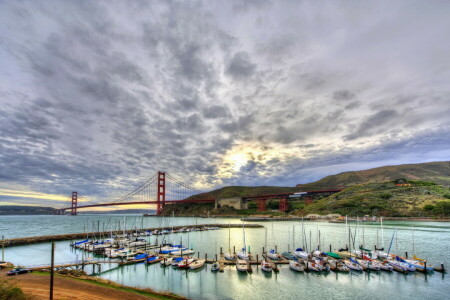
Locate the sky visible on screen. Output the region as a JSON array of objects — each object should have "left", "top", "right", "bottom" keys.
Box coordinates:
[{"left": 0, "top": 0, "right": 449, "bottom": 209}]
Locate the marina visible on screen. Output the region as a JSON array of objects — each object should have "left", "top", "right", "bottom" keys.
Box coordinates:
[{"left": 1, "top": 215, "right": 449, "bottom": 299}]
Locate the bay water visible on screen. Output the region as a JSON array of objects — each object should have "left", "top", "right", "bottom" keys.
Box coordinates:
[{"left": 1, "top": 215, "right": 449, "bottom": 299}]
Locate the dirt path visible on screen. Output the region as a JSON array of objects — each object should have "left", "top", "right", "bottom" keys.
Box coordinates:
[{"left": 1, "top": 269, "right": 170, "bottom": 300}]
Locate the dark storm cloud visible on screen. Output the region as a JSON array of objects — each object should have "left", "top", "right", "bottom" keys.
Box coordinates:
[
  {"left": 344, "top": 110, "right": 399, "bottom": 140},
  {"left": 202, "top": 104, "right": 231, "bottom": 119},
  {"left": 345, "top": 101, "right": 361, "bottom": 110},
  {"left": 232, "top": 0, "right": 272, "bottom": 13},
  {"left": 225, "top": 52, "right": 257, "bottom": 80},
  {"left": 333, "top": 90, "right": 356, "bottom": 101}
]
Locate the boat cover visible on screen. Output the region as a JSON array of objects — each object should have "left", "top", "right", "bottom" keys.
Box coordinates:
[
  {"left": 74, "top": 239, "right": 89, "bottom": 245},
  {"left": 324, "top": 252, "right": 342, "bottom": 259}
]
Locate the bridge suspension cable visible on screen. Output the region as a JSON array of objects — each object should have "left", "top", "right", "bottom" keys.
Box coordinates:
[{"left": 61, "top": 171, "right": 215, "bottom": 215}]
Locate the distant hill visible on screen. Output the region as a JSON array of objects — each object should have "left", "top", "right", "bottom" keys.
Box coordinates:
[
  {"left": 0, "top": 205, "right": 56, "bottom": 215},
  {"left": 188, "top": 186, "right": 300, "bottom": 200},
  {"left": 188, "top": 161, "right": 450, "bottom": 200},
  {"left": 80, "top": 209, "right": 156, "bottom": 214},
  {"left": 297, "top": 181, "right": 450, "bottom": 217},
  {"left": 296, "top": 161, "right": 450, "bottom": 190}
]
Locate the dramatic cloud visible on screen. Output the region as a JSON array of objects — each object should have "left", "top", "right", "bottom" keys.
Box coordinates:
[{"left": 0, "top": 0, "right": 449, "bottom": 207}]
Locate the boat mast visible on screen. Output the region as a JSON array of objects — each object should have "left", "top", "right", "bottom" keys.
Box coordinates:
[
  {"left": 242, "top": 222, "right": 246, "bottom": 253},
  {"left": 412, "top": 226, "right": 415, "bottom": 255},
  {"left": 395, "top": 228, "right": 399, "bottom": 254},
  {"left": 271, "top": 222, "right": 274, "bottom": 250},
  {"left": 228, "top": 222, "right": 231, "bottom": 252},
  {"left": 362, "top": 226, "right": 365, "bottom": 248},
  {"left": 293, "top": 225, "right": 295, "bottom": 250},
  {"left": 265, "top": 227, "right": 268, "bottom": 252},
  {"left": 387, "top": 229, "right": 396, "bottom": 254},
  {"left": 348, "top": 227, "right": 351, "bottom": 256},
  {"left": 381, "top": 217, "right": 384, "bottom": 249},
  {"left": 301, "top": 217, "right": 304, "bottom": 249}
]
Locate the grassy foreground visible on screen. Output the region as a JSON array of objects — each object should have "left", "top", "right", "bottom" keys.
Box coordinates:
[
  {"left": 0, "top": 278, "right": 31, "bottom": 300},
  {"left": 33, "top": 271, "right": 186, "bottom": 300}
]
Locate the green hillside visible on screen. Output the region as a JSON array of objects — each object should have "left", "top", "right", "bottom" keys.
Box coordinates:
[
  {"left": 191, "top": 161, "right": 450, "bottom": 200},
  {"left": 298, "top": 181, "right": 450, "bottom": 217},
  {"left": 296, "top": 161, "right": 450, "bottom": 190},
  {"left": 189, "top": 186, "right": 300, "bottom": 200}
]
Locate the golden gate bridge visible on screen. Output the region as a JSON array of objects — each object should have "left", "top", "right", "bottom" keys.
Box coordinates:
[{"left": 57, "top": 171, "right": 342, "bottom": 216}]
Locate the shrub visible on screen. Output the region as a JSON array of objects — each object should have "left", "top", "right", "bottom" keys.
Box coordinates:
[
  {"left": 423, "top": 204, "right": 435, "bottom": 212},
  {"left": 379, "top": 192, "right": 392, "bottom": 200},
  {"left": 0, "top": 279, "right": 28, "bottom": 300},
  {"left": 409, "top": 180, "right": 437, "bottom": 186},
  {"left": 248, "top": 202, "right": 257, "bottom": 209},
  {"left": 433, "top": 201, "right": 450, "bottom": 215}
]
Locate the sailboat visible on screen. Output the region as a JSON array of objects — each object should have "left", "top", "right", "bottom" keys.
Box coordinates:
[
  {"left": 295, "top": 219, "right": 309, "bottom": 259},
  {"left": 236, "top": 259, "right": 248, "bottom": 272},
  {"left": 289, "top": 259, "right": 306, "bottom": 272},
  {"left": 261, "top": 260, "right": 273, "bottom": 272},
  {"left": 268, "top": 223, "right": 279, "bottom": 260},
  {"left": 237, "top": 223, "right": 249, "bottom": 260},
  {"left": 373, "top": 217, "right": 391, "bottom": 259},
  {"left": 189, "top": 259, "right": 206, "bottom": 270},
  {"left": 211, "top": 262, "right": 220, "bottom": 272},
  {"left": 400, "top": 227, "right": 433, "bottom": 272},
  {"left": 307, "top": 260, "right": 323, "bottom": 272},
  {"left": 224, "top": 223, "right": 234, "bottom": 260}
]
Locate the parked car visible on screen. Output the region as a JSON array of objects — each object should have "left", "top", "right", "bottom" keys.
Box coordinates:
[{"left": 7, "top": 268, "right": 32, "bottom": 276}]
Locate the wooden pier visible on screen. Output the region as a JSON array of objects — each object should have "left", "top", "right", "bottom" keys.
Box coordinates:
[{"left": 28, "top": 260, "right": 116, "bottom": 272}]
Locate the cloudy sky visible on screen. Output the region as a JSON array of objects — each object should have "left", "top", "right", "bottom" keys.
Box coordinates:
[{"left": 1, "top": 0, "right": 449, "bottom": 209}]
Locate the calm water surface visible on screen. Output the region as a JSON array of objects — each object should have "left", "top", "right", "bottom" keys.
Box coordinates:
[{"left": 2, "top": 215, "right": 449, "bottom": 299}]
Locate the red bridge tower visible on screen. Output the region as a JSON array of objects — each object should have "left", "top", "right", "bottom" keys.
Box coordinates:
[
  {"left": 157, "top": 171, "right": 166, "bottom": 215},
  {"left": 71, "top": 192, "right": 78, "bottom": 216}
]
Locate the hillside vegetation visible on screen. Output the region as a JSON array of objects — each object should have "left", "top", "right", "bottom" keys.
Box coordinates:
[
  {"left": 189, "top": 186, "right": 300, "bottom": 200},
  {"left": 296, "top": 161, "right": 450, "bottom": 190},
  {"left": 298, "top": 181, "right": 450, "bottom": 217}
]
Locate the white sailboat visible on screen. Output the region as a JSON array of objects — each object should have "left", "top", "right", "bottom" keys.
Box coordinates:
[
  {"left": 261, "top": 260, "right": 273, "bottom": 272},
  {"left": 224, "top": 222, "right": 234, "bottom": 260},
  {"left": 289, "top": 260, "right": 305, "bottom": 272},
  {"left": 237, "top": 223, "right": 249, "bottom": 260}
]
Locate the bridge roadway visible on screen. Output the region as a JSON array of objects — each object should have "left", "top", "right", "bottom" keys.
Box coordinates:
[
  {"left": 61, "top": 198, "right": 215, "bottom": 211},
  {"left": 61, "top": 190, "right": 342, "bottom": 212}
]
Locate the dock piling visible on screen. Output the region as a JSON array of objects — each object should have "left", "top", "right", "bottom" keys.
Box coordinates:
[
  {"left": 405, "top": 251, "right": 408, "bottom": 258},
  {"left": 220, "top": 247, "right": 222, "bottom": 254},
  {"left": 50, "top": 242, "right": 55, "bottom": 300},
  {"left": 256, "top": 254, "right": 259, "bottom": 263},
  {"left": 233, "top": 246, "right": 235, "bottom": 254}
]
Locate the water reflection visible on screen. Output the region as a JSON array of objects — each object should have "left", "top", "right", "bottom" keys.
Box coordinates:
[{"left": 2, "top": 216, "right": 450, "bottom": 299}]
